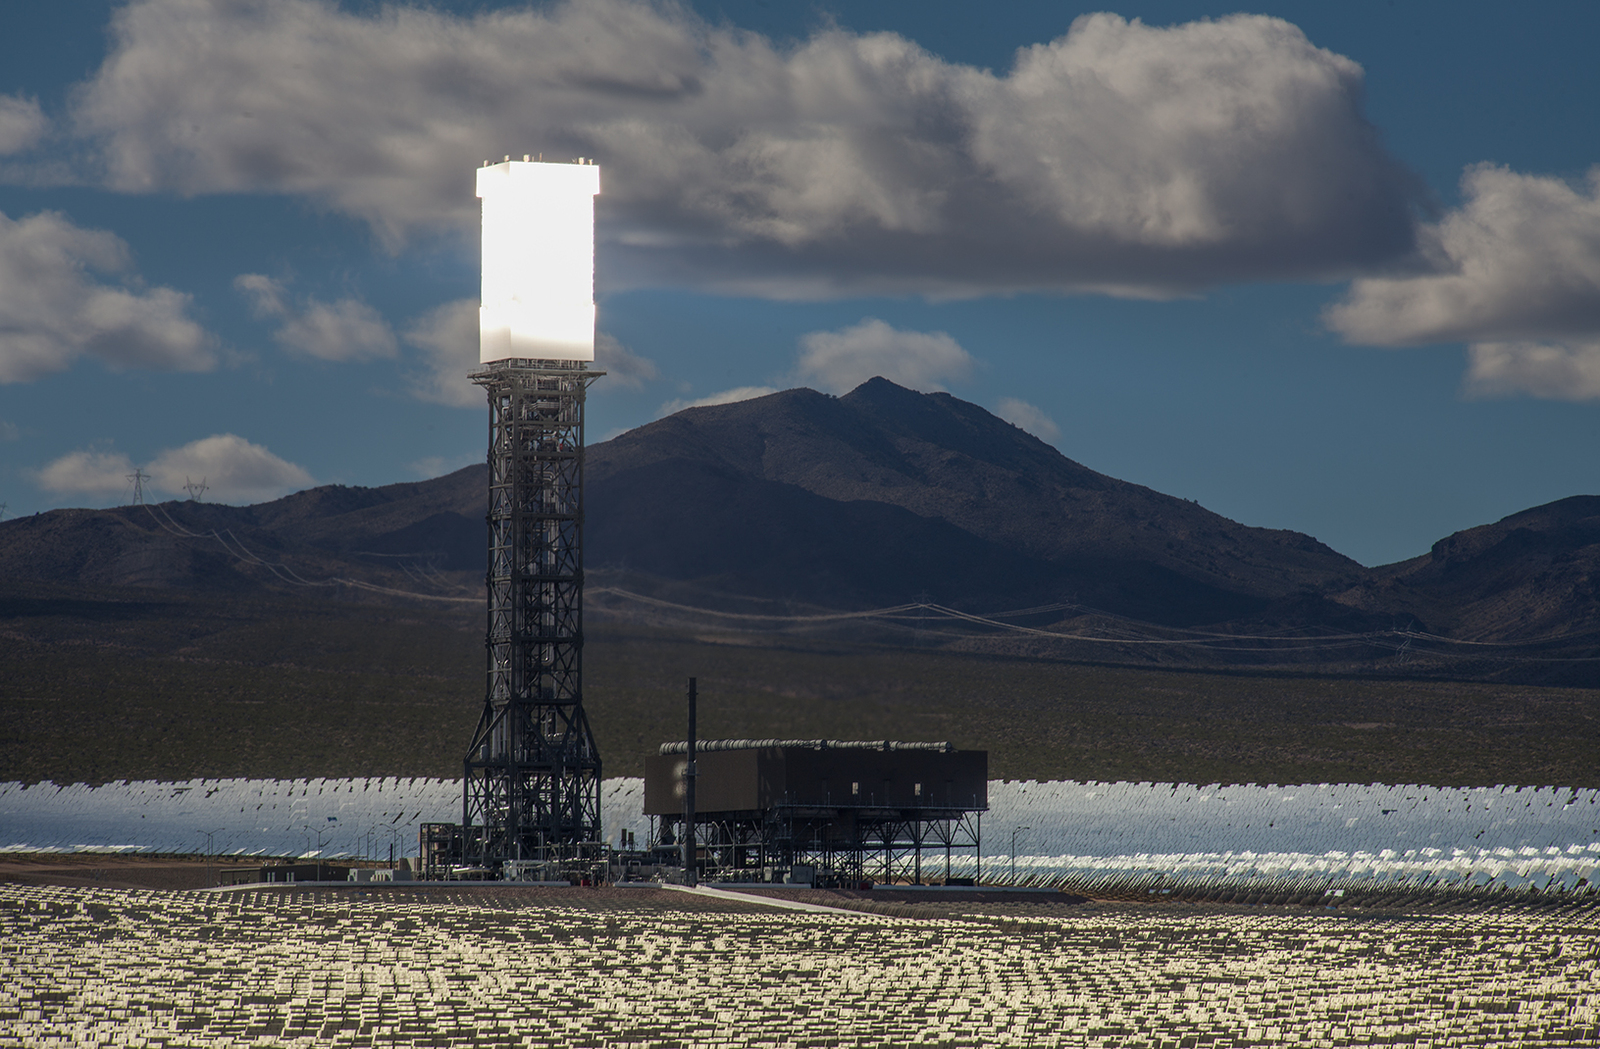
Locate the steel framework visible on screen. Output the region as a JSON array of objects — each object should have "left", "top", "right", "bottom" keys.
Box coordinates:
[
  {"left": 462, "top": 359, "right": 604, "bottom": 868},
  {"left": 655, "top": 806, "right": 982, "bottom": 885}
]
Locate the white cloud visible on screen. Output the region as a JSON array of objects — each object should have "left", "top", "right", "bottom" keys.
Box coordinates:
[
  {"left": 796, "top": 318, "right": 972, "bottom": 394},
  {"left": 235, "top": 273, "right": 397, "bottom": 362},
  {"left": 0, "top": 94, "right": 47, "bottom": 155},
  {"left": 1328, "top": 166, "right": 1600, "bottom": 346},
  {"left": 70, "top": 1, "right": 1420, "bottom": 296},
  {"left": 235, "top": 273, "right": 286, "bottom": 318},
  {"left": 278, "top": 300, "right": 396, "bottom": 362},
  {"left": 147, "top": 434, "right": 313, "bottom": 502},
  {"left": 653, "top": 318, "right": 969, "bottom": 418},
  {"left": 0, "top": 209, "right": 214, "bottom": 383},
  {"left": 0, "top": 420, "right": 19, "bottom": 441},
  {"left": 595, "top": 331, "right": 659, "bottom": 390},
  {"left": 34, "top": 447, "right": 137, "bottom": 496},
  {"left": 36, "top": 434, "right": 314, "bottom": 504},
  {"left": 403, "top": 298, "right": 479, "bottom": 408},
  {"left": 407, "top": 453, "right": 479, "bottom": 479},
  {"left": 658, "top": 386, "right": 779, "bottom": 416},
  {"left": 402, "top": 299, "right": 657, "bottom": 407},
  {"left": 1326, "top": 165, "right": 1600, "bottom": 400},
  {"left": 1463, "top": 340, "right": 1600, "bottom": 401},
  {"left": 994, "top": 397, "right": 1060, "bottom": 441}
]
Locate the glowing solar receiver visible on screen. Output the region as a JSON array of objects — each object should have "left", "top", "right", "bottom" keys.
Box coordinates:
[{"left": 477, "top": 159, "right": 601, "bottom": 362}]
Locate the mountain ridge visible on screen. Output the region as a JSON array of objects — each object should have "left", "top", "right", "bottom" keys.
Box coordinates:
[
  {"left": 588, "top": 378, "right": 1366, "bottom": 621},
  {"left": 2, "top": 380, "right": 1596, "bottom": 680}
]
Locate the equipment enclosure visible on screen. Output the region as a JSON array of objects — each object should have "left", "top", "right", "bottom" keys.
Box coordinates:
[
  {"left": 645, "top": 746, "right": 987, "bottom": 814},
  {"left": 645, "top": 743, "right": 987, "bottom": 884}
]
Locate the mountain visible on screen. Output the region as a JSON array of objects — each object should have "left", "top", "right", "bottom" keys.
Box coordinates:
[
  {"left": 1, "top": 379, "right": 1596, "bottom": 680},
  {"left": 1337, "top": 496, "right": 1600, "bottom": 644},
  {"left": 587, "top": 379, "right": 1370, "bottom": 626},
  {"left": 0, "top": 469, "right": 485, "bottom": 595}
]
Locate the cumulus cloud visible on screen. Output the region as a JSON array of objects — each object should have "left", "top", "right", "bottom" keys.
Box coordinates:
[
  {"left": 234, "top": 273, "right": 286, "bottom": 317},
  {"left": 36, "top": 434, "right": 314, "bottom": 504},
  {"left": 402, "top": 297, "right": 479, "bottom": 408},
  {"left": 408, "top": 452, "right": 479, "bottom": 479},
  {"left": 403, "top": 298, "right": 657, "bottom": 407},
  {"left": 595, "top": 331, "right": 660, "bottom": 390},
  {"left": 1326, "top": 165, "right": 1600, "bottom": 399},
  {"left": 148, "top": 434, "right": 314, "bottom": 503},
  {"left": 0, "top": 209, "right": 214, "bottom": 383},
  {"left": 235, "top": 273, "right": 397, "bottom": 362},
  {"left": 1327, "top": 166, "right": 1600, "bottom": 346},
  {"left": 0, "top": 94, "right": 47, "bottom": 155},
  {"left": 658, "top": 386, "right": 779, "bottom": 416},
  {"left": 278, "top": 300, "right": 395, "bottom": 362},
  {"left": 994, "top": 397, "right": 1060, "bottom": 441},
  {"left": 654, "top": 318, "right": 968, "bottom": 417},
  {"left": 34, "top": 447, "right": 137, "bottom": 496},
  {"left": 796, "top": 318, "right": 972, "bottom": 394},
  {"left": 1462, "top": 340, "right": 1600, "bottom": 401},
  {"left": 70, "top": 0, "right": 1420, "bottom": 296}
]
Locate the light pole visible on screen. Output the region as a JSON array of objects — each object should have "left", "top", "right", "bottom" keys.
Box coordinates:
[
  {"left": 304, "top": 825, "right": 332, "bottom": 882},
  {"left": 1011, "top": 825, "right": 1031, "bottom": 885},
  {"left": 200, "top": 828, "right": 224, "bottom": 887},
  {"left": 315, "top": 827, "right": 332, "bottom": 882},
  {"left": 683, "top": 677, "right": 697, "bottom": 888}
]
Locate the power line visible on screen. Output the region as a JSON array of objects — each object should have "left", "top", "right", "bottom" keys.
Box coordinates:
[
  {"left": 140, "top": 502, "right": 476, "bottom": 604},
  {"left": 120, "top": 509, "right": 1600, "bottom": 661},
  {"left": 587, "top": 587, "right": 1600, "bottom": 661}
]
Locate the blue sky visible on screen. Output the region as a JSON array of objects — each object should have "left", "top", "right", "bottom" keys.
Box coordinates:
[{"left": 1, "top": 0, "right": 1598, "bottom": 568}]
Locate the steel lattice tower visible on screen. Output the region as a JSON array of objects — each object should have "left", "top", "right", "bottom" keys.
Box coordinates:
[{"left": 462, "top": 358, "right": 603, "bottom": 868}]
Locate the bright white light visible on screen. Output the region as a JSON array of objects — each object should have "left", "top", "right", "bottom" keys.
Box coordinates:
[{"left": 477, "top": 160, "right": 600, "bottom": 363}]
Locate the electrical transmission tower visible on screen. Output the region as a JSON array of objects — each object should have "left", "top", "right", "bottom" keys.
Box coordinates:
[
  {"left": 126, "top": 468, "right": 151, "bottom": 505},
  {"left": 462, "top": 359, "right": 604, "bottom": 869},
  {"left": 183, "top": 476, "right": 208, "bottom": 502}
]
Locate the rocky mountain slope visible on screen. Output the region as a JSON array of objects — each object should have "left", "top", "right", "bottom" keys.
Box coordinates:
[
  {"left": 0, "top": 470, "right": 484, "bottom": 595},
  {"left": 1, "top": 380, "right": 1596, "bottom": 673},
  {"left": 586, "top": 378, "right": 1368, "bottom": 625},
  {"left": 1336, "top": 496, "right": 1600, "bottom": 644}
]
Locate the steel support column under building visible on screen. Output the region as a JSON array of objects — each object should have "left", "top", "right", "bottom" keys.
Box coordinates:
[{"left": 462, "top": 359, "right": 603, "bottom": 869}]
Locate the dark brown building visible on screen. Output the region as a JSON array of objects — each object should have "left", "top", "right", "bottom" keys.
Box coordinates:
[
  {"left": 644, "top": 741, "right": 987, "bottom": 815},
  {"left": 644, "top": 740, "right": 987, "bottom": 885}
]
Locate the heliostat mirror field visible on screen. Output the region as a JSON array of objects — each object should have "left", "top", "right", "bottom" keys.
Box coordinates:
[{"left": 2, "top": 884, "right": 1595, "bottom": 1048}]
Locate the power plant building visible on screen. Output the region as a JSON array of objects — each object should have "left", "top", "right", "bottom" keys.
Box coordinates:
[
  {"left": 645, "top": 740, "right": 987, "bottom": 884},
  {"left": 431, "top": 157, "right": 988, "bottom": 886}
]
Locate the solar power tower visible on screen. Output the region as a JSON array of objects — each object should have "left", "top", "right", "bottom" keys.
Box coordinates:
[{"left": 462, "top": 157, "right": 605, "bottom": 870}]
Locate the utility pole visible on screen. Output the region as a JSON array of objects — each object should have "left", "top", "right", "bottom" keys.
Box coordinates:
[
  {"left": 682, "top": 677, "right": 697, "bottom": 887},
  {"left": 201, "top": 828, "right": 224, "bottom": 887},
  {"left": 1011, "top": 825, "right": 1031, "bottom": 885},
  {"left": 126, "top": 468, "right": 150, "bottom": 505}
]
